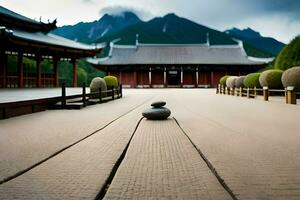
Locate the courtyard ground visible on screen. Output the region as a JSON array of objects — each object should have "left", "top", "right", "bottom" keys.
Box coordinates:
[{"left": 0, "top": 89, "right": 300, "bottom": 199}]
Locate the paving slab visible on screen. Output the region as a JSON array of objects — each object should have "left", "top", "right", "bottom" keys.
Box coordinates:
[
  {"left": 166, "top": 89, "right": 300, "bottom": 199},
  {"left": 0, "top": 89, "right": 155, "bottom": 183},
  {"left": 104, "top": 119, "right": 231, "bottom": 200},
  {"left": 0, "top": 101, "right": 149, "bottom": 199}
]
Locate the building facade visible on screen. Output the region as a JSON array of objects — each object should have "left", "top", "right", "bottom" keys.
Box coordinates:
[
  {"left": 89, "top": 38, "right": 273, "bottom": 88},
  {"left": 0, "top": 6, "right": 104, "bottom": 88}
]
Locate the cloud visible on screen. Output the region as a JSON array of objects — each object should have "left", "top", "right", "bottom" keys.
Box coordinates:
[{"left": 99, "top": 5, "right": 153, "bottom": 20}]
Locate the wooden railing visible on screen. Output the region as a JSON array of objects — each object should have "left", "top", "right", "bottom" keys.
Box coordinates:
[
  {"left": 0, "top": 84, "right": 123, "bottom": 120},
  {"left": 216, "top": 84, "right": 299, "bottom": 105}
]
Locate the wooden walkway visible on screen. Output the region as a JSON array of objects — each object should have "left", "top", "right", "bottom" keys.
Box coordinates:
[{"left": 1, "top": 89, "right": 300, "bottom": 199}]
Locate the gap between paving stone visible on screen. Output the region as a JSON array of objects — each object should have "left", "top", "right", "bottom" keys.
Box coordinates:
[
  {"left": 0, "top": 106, "right": 148, "bottom": 199},
  {"left": 0, "top": 97, "right": 154, "bottom": 185},
  {"left": 102, "top": 118, "right": 233, "bottom": 200},
  {"left": 173, "top": 117, "right": 237, "bottom": 200}
]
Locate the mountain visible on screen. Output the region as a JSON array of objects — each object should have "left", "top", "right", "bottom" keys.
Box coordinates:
[
  {"left": 51, "top": 12, "right": 141, "bottom": 43},
  {"left": 225, "top": 28, "right": 285, "bottom": 56},
  {"left": 52, "top": 12, "right": 279, "bottom": 58},
  {"left": 97, "top": 13, "right": 236, "bottom": 45}
]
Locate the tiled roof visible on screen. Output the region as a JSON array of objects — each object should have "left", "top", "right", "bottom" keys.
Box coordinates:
[{"left": 88, "top": 43, "right": 274, "bottom": 66}]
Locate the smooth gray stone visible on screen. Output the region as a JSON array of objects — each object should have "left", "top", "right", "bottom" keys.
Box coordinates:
[
  {"left": 151, "top": 101, "right": 166, "bottom": 108},
  {"left": 142, "top": 107, "right": 171, "bottom": 120}
]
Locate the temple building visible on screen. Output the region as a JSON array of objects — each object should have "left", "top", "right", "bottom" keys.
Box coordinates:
[
  {"left": 88, "top": 36, "right": 273, "bottom": 88},
  {"left": 0, "top": 6, "right": 104, "bottom": 88}
]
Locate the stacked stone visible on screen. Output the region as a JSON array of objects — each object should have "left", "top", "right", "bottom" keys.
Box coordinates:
[{"left": 142, "top": 101, "right": 171, "bottom": 120}]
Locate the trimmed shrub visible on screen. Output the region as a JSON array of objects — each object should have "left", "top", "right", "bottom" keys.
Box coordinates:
[
  {"left": 219, "top": 75, "right": 230, "bottom": 86},
  {"left": 104, "top": 76, "right": 119, "bottom": 88},
  {"left": 281, "top": 66, "right": 300, "bottom": 91},
  {"left": 90, "top": 77, "right": 107, "bottom": 93},
  {"left": 259, "top": 69, "right": 283, "bottom": 89},
  {"left": 235, "top": 76, "right": 246, "bottom": 88},
  {"left": 275, "top": 36, "right": 300, "bottom": 71},
  {"left": 226, "top": 76, "right": 238, "bottom": 88},
  {"left": 243, "top": 73, "right": 261, "bottom": 88}
]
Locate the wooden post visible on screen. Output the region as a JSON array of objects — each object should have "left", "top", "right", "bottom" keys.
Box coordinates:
[
  {"left": 71, "top": 59, "right": 77, "bottom": 87},
  {"left": 287, "top": 86, "right": 296, "bottom": 104},
  {"left": 254, "top": 87, "right": 257, "bottom": 98},
  {"left": 17, "top": 52, "right": 24, "bottom": 88},
  {"left": 263, "top": 86, "right": 269, "bottom": 101},
  {"left": 53, "top": 57, "right": 59, "bottom": 87},
  {"left": 285, "top": 89, "right": 288, "bottom": 104},
  {"left": 239, "top": 87, "right": 242, "bottom": 97},
  {"left": 61, "top": 82, "right": 66, "bottom": 108},
  {"left": 82, "top": 82, "right": 86, "bottom": 107},
  {"left": 120, "top": 84, "right": 123, "bottom": 98},
  {"left": 36, "top": 54, "right": 41, "bottom": 88},
  {"left": 216, "top": 84, "right": 219, "bottom": 94},
  {"left": 227, "top": 87, "right": 230, "bottom": 95},
  {"left": 112, "top": 87, "right": 115, "bottom": 100},
  {"left": 99, "top": 88, "right": 102, "bottom": 103},
  {"left": 232, "top": 87, "right": 235, "bottom": 96},
  {"left": 246, "top": 88, "right": 250, "bottom": 98}
]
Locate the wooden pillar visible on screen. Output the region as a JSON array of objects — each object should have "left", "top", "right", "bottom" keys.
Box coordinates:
[
  {"left": 195, "top": 67, "right": 199, "bottom": 88},
  {"left": 53, "top": 57, "right": 59, "bottom": 87},
  {"left": 211, "top": 71, "right": 214, "bottom": 88},
  {"left": 149, "top": 67, "right": 152, "bottom": 88},
  {"left": 164, "top": 67, "right": 167, "bottom": 87},
  {"left": 0, "top": 50, "right": 7, "bottom": 88},
  {"left": 71, "top": 58, "right": 77, "bottom": 87},
  {"left": 133, "top": 66, "right": 137, "bottom": 88},
  {"left": 36, "top": 54, "right": 41, "bottom": 88},
  {"left": 17, "top": 52, "right": 24, "bottom": 88},
  {"left": 180, "top": 67, "right": 183, "bottom": 87}
]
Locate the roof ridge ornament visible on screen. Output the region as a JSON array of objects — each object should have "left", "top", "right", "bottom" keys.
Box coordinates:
[
  {"left": 206, "top": 32, "right": 210, "bottom": 47},
  {"left": 136, "top": 34, "right": 139, "bottom": 46}
]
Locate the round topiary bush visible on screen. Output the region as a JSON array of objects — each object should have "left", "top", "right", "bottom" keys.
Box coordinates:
[
  {"left": 259, "top": 69, "right": 283, "bottom": 89},
  {"left": 235, "top": 76, "right": 246, "bottom": 88},
  {"left": 219, "top": 75, "right": 230, "bottom": 86},
  {"left": 226, "top": 76, "right": 238, "bottom": 88},
  {"left": 281, "top": 66, "right": 300, "bottom": 91},
  {"left": 275, "top": 36, "right": 300, "bottom": 71},
  {"left": 104, "top": 76, "right": 119, "bottom": 88},
  {"left": 243, "top": 73, "right": 261, "bottom": 88},
  {"left": 90, "top": 77, "right": 107, "bottom": 93}
]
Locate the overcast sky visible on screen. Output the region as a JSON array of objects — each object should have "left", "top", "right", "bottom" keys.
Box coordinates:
[{"left": 1, "top": 0, "right": 299, "bottom": 43}]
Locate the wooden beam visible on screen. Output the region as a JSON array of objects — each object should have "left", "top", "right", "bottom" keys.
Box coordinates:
[
  {"left": 17, "top": 52, "right": 24, "bottom": 88},
  {"left": 72, "top": 59, "right": 77, "bottom": 87}
]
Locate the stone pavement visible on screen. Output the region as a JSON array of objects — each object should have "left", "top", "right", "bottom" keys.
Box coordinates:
[
  {"left": 166, "top": 89, "right": 300, "bottom": 199},
  {"left": 0, "top": 90, "right": 154, "bottom": 182},
  {"left": 104, "top": 119, "right": 231, "bottom": 199},
  {"left": 0, "top": 99, "right": 149, "bottom": 199},
  {"left": 1, "top": 89, "right": 300, "bottom": 199}
]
